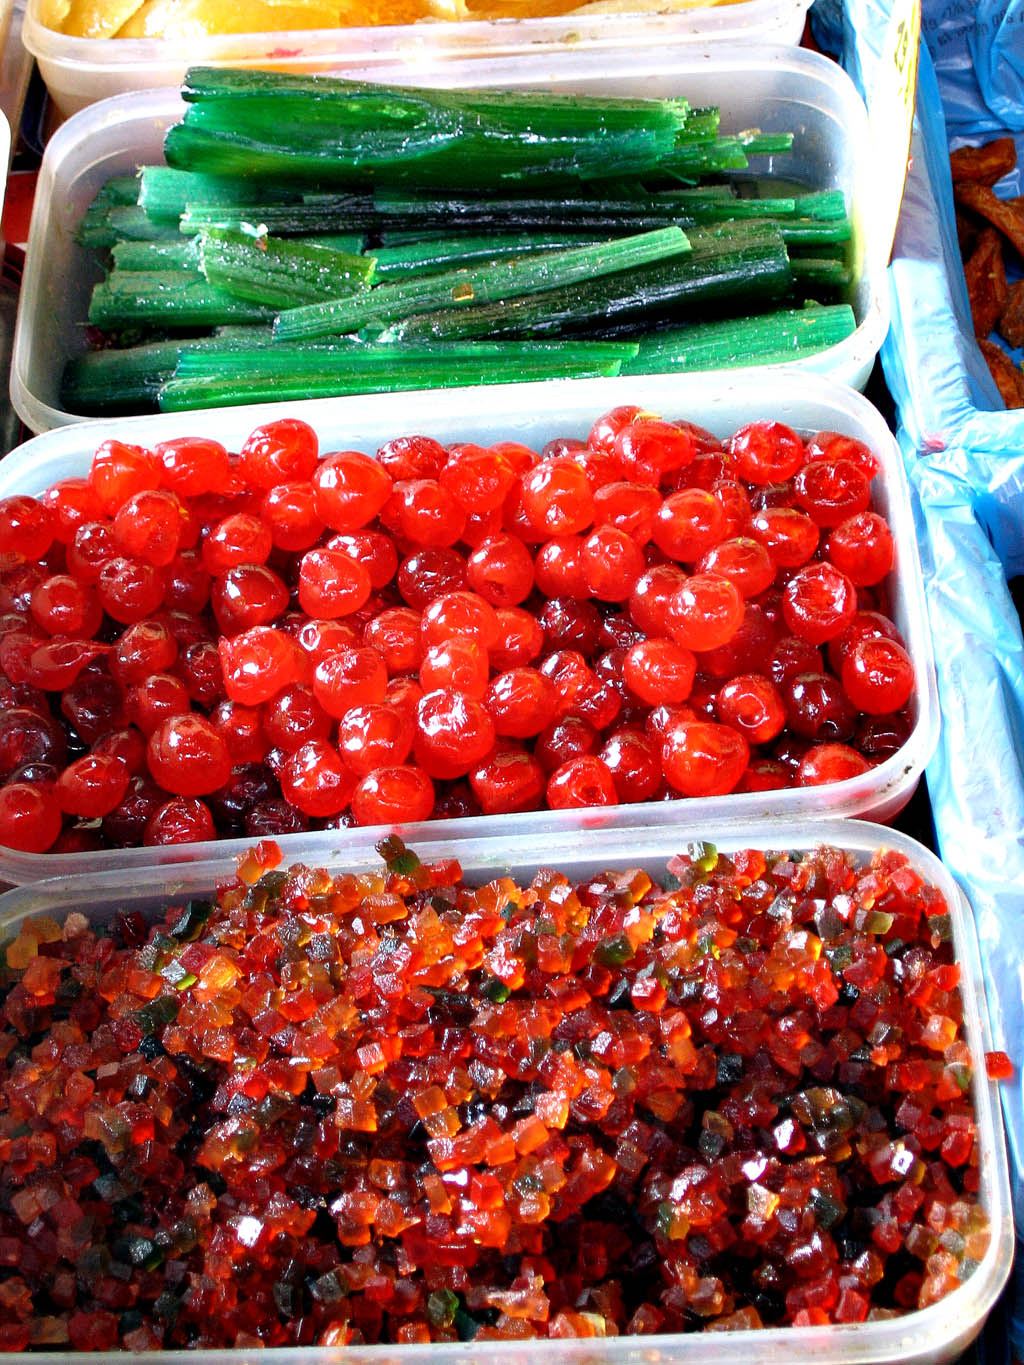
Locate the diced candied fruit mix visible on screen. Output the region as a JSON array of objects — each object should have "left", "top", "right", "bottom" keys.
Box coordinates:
[
  {"left": 0, "top": 411, "right": 914, "bottom": 854},
  {"left": 0, "top": 837, "right": 991, "bottom": 1349}
]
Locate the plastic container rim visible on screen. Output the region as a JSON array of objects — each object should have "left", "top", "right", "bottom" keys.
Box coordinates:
[
  {"left": 0, "top": 368, "right": 940, "bottom": 883},
  {"left": 9, "top": 44, "right": 889, "bottom": 434},
  {"left": 0, "top": 816, "right": 1013, "bottom": 1365}
]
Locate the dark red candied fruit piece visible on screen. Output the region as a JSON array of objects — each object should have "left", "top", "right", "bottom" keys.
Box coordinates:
[
  {"left": 143, "top": 795, "right": 216, "bottom": 845},
  {"left": 0, "top": 707, "right": 68, "bottom": 782},
  {"left": 396, "top": 547, "right": 467, "bottom": 610},
  {"left": 785, "top": 672, "right": 858, "bottom": 743}
]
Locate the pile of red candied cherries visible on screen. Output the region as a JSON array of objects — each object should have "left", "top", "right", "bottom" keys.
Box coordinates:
[
  {"left": 0, "top": 407, "right": 917, "bottom": 853},
  {"left": 0, "top": 837, "right": 993, "bottom": 1349}
]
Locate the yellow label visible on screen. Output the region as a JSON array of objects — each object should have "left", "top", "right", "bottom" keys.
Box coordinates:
[{"left": 868, "top": 0, "right": 921, "bottom": 264}]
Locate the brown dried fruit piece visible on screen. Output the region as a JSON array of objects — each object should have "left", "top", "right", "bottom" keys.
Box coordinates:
[
  {"left": 964, "top": 227, "right": 1008, "bottom": 337},
  {"left": 999, "top": 280, "right": 1024, "bottom": 349},
  {"left": 978, "top": 338, "right": 1024, "bottom": 408},
  {"left": 950, "top": 136, "right": 1017, "bottom": 186},
  {"left": 954, "top": 181, "right": 1024, "bottom": 260}
]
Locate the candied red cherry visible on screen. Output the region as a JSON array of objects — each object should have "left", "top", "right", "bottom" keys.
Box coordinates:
[
  {"left": 841, "top": 636, "right": 915, "bottom": 715},
  {"left": 25, "top": 638, "right": 109, "bottom": 691},
  {"left": 580, "top": 525, "right": 645, "bottom": 602},
  {"left": 239, "top": 417, "right": 318, "bottom": 489},
  {"left": 257, "top": 482, "right": 323, "bottom": 554},
  {"left": 782, "top": 562, "right": 858, "bottom": 644},
  {"left": 209, "top": 699, "right": 265, "bottom": 764},
  {"left": 91, "top": 726, "right": 147, "bottom": 775},
  {"left": 737, "top": 757, "right": 792, "bottom": 793},
  {"left": 261, "top": 683, "right": 331, "bottom": 753},
  {"left": 88, "top": 440, "right": 160, "bottom": 515},
  {"left": 770, "top": 635, "right": 825, "bottom": 688},
  {"left": 313, "top": 646, "right": 388, "bottom": 719},
  {"left": 62, "top": 672, "right": 124, "bottom": 744},
  {"left": 598, "top": 613, "right": 646, "bottom": 651},
  {"left": 112, "top": 489, "right": 185, "bottom": 568},
  {"left": 747, "top": 506, "right": 820, "bottom": 569},
  {"left": 827, "top": 610, "right": 904, "bottom": 674},
  {"left": 629, "top": 562, "right": 686, "bottom": 636},
  {"left": 599, "top": 728, "right": 660, "bottom": 804},
  {"left": 562, "top": 443, "right": 623, "bottom": 492},
  {"left": 101, "top": 774, "right": 164, "bottom": 846},
  {"left": 350, "top": 764, "right": 434, "bottom": 825},
  {"left": 485, "top": 667, "right": 557, "bottom": 737},
  {"left": 466, "top": 534, "right": 534, "bottom": 608},
  {"left": 537, "top": 597, "right": 602, "bottom": 655},
  {"left": 793, "top": 457, "right": 871, "bottom": 529},
  {"left": 363, "top": 607, "right": 422, "bottom": 675},
  {"left": 727, "top": 420, "right": 804, "bottom": 485},
  {"left": 469, "top": 749, "right": 545, "bottom": 815},
  {"left": 210, "top": 563, "right": 289, "bottom": 636},
  {"left": 698, "top": 537, "right": 774, "bottom": 599},
  {"left": 716, "top": 672, "right": 786, "bottom": 744},
  {"left": 420, "top": 637, "right": 489, "bottom": 699},
  {"left": 161, "top": 551, "right": 211, "bottom": 615},
  {"left": 155, "top": 435, "right": 230, "bottom": 496},
  {"left": 491, "top": 606, "right": 544, "bottom": 671},
  {"left": 711, "top": 479, "right": 754, "bottom": 538},
  {"left": 587, "top": 403, "right": 646, "bottom": 456},
  {"left": 388, "top": 478, "right": 466, "bottom": 548},
  {"left": 461, "top": 506, "right": 503, "bottom": 549},
  {"left": 826, "top": 511, "right": 895, "bottom": 587},
  {"left": 0, "top": 563, "right": 46, "bottom": 615},
  {"left": 376, "top": 433, "right": 447, "bottom": 482},
  {"left": 337, "top": 703, "right": 413, "bottom": 776},
  {"left": 0, "top": 495, "right": 55, "bottom": 561},
  {"left": 97, "top": 556, "right": 164, "bottom": 624},
  {"left": 177, "top": 640, "right": 225, "bottom": 708},
  {"left": 202, "top": 513, "right": 273, "bottom": 574},
  {"left": 413, "top": 688, "right": 496, "bottom": 779},
  {"left": 0, "top": 628, "right": 44, "bottom": 685},
  {"left": 573, "top": 676, "right": 621, "bottom": 731},
  {"left": 292, "top": 616, "right": 356, "bottom": 667},
  {"left": 0, "top": 707, "right": 67, "bottom": 782},
  {"left": 312, "top": 450, "right": 393, "bottom": 532},
  {"left": 856, "top": 708, "right": 913, "bottom": 760},
  {"left": 421, "top": 591, "right": 499, "bottom": 652},
  {"left": 538, "top": 649, "right": 597, "bottom": 721},
  {"left": 593, "top": 482, "right": 660, "bottom": 543},
  {"left": 805, "top": 430, "right": 882, "bottom": 481},
  {"left": 296, "top": 547, "right": 371, "bottom": 621},
  {"left": 547, "top": 755, "right": 617, "bottom": 808},
  {"left": 246, "top": 799, "right": 308, "bottom": 837},
  {"left": 39, "top": 478, "right": 102, "bottom": 545},
  {"left": 614, "top": 418, "right": 695, "bottom": 485},
  {"left": 207, "top": 762, "right": 277, "bottom": 832},
  {"left": 534, "top": 536, "right": 587, "bottom": 599},
  {"left": 652, "top": 489, "right": 725, "bottom": 563},
  {"left": 326, "top": 531, "right": 399, "bottom": 591},
  {"left": 797, "top": 742, "right": 872, "bottom": 786},
  {"left": 667, "top": 573, "right": 745, "bottom": 652},
  {"left": 384, "top": 675, "right": 424, "bottom": 720},
  {"left": 0, "top": 782, "right": 62, "bottom": 852},
  {"left": 144, "top": 796, "right": 216, "bottom": 846},
  {"left": 65, "top": 521, "right": 117, "bottom": 585},
  {"left": 518, "top": 458, "right": 594, "bottom": 536},
  {"left": 111, "top": 618, "right": 178, "bottom": 685},
  {"left": 623, "top": 638, "right": 696, "bottom": 706},
  {"left": 785, "top": 671, "right": 857, "bottom": 742},
  {"left": 30, "top": 575, "right": 102, "bottom": 637},
  {"left": 55, "top": 753, "right": 131, "bottom": 818},
  {"left": 440, "top": 443, "right": 517, "bottom": 514},
  {"left": 534, "top": 715, "right": 597, "bottom": 772},
  {"left": 219, "top": 626, "right": 297, "bottom": 706},
  {"left": 279, "top": 739, "right": 355, "bottom": 817},
  {"left": 147, "top": 713, "right": 232, "bottom": 796},
  {"left": 697, "top": 602, "right": 777, "bottom": 680},
  {"left": 661, "top": 719, "right": 749, "bottom": 797},
  {"left": 397, "top": 547, "right": 467, "bottom": 609}
]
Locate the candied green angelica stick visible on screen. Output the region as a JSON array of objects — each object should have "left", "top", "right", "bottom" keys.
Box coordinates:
[
  {"left": 273, "top": 225, "right": 690, "bottom": 341},
  {"left": 111, "top": 239, "right": 201, "bottom": 272},
  {"left": 620, "top": 303, "right": 857, "bottom": 374},
  {"left": 167, "top": 68, "right": 692, "bottom": 189},
  {"left": 158, "top": 338, "right": 638, "bottom": 410},
  {"left": 138, "top": 164, "right": 301, "bottom": 223},
  {"left": 369, "top": 232, "right": 608, "bottom": 281},
  {"left": 197, "top": 228, "right": 376, "bottom": 308},
  {"left": 384, "top": 222, "right": 790, "bottom": 342},
  {"left": 88, "top": 270, "right": 277, "bottom": 329}
]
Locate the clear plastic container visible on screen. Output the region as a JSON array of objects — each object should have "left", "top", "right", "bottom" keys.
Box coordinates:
[
  {"left": 9, "top": 44, "right": 890, "bottom": 433},
  {"left": 0, "top": 817, "right": 1013, "bottom": 1365},
  {"left": 22, "top": 0, "right": 812, "bottom": 120},
  {"left": 0, "top": 368, "right": 939, "bottom": 883}
]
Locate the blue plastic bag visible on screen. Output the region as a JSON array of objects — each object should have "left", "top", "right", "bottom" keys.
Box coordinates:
[{"left": 813, "top": 0, "right": 1024, "bottom": 1351}]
